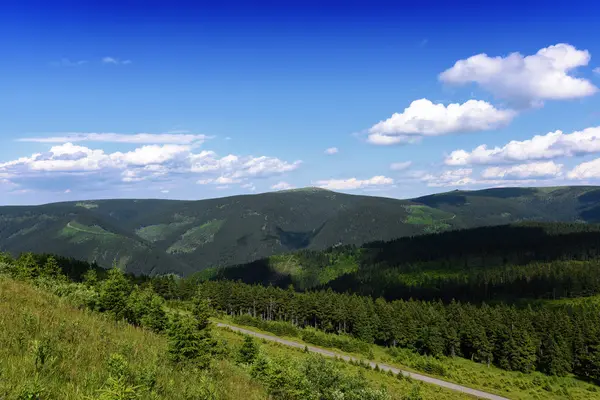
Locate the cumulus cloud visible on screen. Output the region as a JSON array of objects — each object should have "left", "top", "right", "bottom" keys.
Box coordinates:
[
  {"left": 315, "top": 175, "right": 393, "bottom": 190},
  {"left": 390, "top": 161, "right": 412, "bottom": 171},
  {"left": 367, "top": 99, "right": 515, "bottom": 145},
  {"left": 271, "top": 181, "right": 294, "bottom": 190},
  {"left": 0, "top": 143, "right": 301, "bottom": 191},
  {"left": 445, "top": 126, "right": 600, "bottom": 166},
  {"left": 421, "top": 169, "right": 475, "bottom": 187},
  {"left": 190, "top": 152, "right": 301, "bottom": 181},
  {"left": 439, "top": 43, "right": 597, "bottom": 106},
  {"left": 419, "top": 168, "right": 546, "bottom": 188},
  {"left": 568, "top": 158, "right": 600, "bottom": 179},
  {"left": 102, "top": 57, "right": 132, "bottom": 65},
  {"left": 481, "top": 161, "right": 563, "bottom": 179},
  {"left": 18, "top": 132, "right": 208, "bottom": 145},
  {"left": 594, "top": 67, "right": 600, "bottom": 74},
  {"left": 324, "top": 147, "right": 339, "bottom": 155},
  {"left": 241, "top": 182, "right": 256, "bottom": 191}
]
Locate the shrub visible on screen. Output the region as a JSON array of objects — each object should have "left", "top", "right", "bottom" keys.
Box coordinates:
[
  {"left": 301, "top": 328, "right": 371, "bottom": 356},
  {"left": 232, "top": 315, "right": 301, "bottom": 337}
]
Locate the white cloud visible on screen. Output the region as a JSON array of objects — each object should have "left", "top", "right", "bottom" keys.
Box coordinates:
[
  {"left": 390, "top": 161, "right": 412, "bottom": 171},
  {"left": 241, "top": 183, "right": 256, "bottom": 191},
  {"left": 1, "top": 143, "right": 300, "bottom": 191},
  {"left": 64, "top": 189, "right": 71, "bottom": 194},
  {"left": 594, "top": 67, "right": 600, "bottom": 74},
  {"left": 367, "top": 99, "right": 515, "bottom": 145},
  {"left": 112, "top": 145, "right": 190, "bottom": 166},
  {"left": 421, "top": 169, "right": 475, "bottom": 187},
  {"left": 315, "top": 175, "right": 393, "bottom": 190},
  {"left": 324, "top": 147, "right": 339, "bottom": 155},
  {"left": 481, "top": 161, "right": 563, "bottom": 179},
  {"left": 102, "top": 57, "right": 131, "bottom": 65},
  {"left": 18, "top": 132, "right": 208, "bottom": 145},
  {"left": 271, "top": 181, "right": 294, "bottom": 190},
  {"left": 190, "top": 152, "right": 301, "bottom": 181},
  {"left": 50, "top": 58, "right": 87, "bottom": 67},
  {"left": 446, "top": 126, "right": 600, "bottom": 166},
  {"left": 568, "top": 158, "right": 600, "bottom": 179},
  {"left": 439, "top": 43, "right": 597, "bottom": 106}
]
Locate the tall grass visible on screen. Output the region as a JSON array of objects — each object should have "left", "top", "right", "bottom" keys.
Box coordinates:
[{"left": 0, "top": 275, "right": 267, "bottom": 400}]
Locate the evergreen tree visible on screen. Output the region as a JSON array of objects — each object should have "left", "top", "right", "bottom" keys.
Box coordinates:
[
  {"left": 192, "top": 295, "right": 212, "bottom": 331},
  {"left": 167, "top": 314, "right": 212, "bottom": 368},
  {"left": 42, "top": 256, "right": 63, "bottom": 279},
  {"left": 98, "top": 267, "right": 131, "bottom": 320},
  {"left": 237, "top": 335, "right": 260, "bottom": 365}
]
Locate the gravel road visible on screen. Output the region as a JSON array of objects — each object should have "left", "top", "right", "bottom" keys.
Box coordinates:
[{"left": 217, "top": 323, "right": 510, "bottom": 400}]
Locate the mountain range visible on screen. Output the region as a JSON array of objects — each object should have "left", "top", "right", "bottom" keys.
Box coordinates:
[{"left": 3, "top": 185, "right": 600, "bottom": 276}]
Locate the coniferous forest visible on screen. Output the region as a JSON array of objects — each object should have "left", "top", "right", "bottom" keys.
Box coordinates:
[{"left": 3, "top": 221, "right": 600, "bottom": 399}]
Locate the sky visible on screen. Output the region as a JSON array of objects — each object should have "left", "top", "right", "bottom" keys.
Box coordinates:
[{"left": 2, "top": 0, "right": 600, "bottom": 205}]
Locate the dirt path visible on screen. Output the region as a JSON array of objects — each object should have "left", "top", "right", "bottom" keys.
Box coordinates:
[{"left": 217, "top": 323, "right": 510, "bottom": 400}]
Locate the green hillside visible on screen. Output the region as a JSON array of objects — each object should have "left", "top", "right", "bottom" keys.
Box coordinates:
[
  {"left": 4, "top": 185, "right": 600, "bottom": 276},
  {"left": 0, "top": 255, "right": 473, "bottom": 400}
]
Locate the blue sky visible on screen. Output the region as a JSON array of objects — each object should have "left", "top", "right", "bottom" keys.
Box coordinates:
[{"left": 2, "top": 0, "right": 600, "bottom": 205}]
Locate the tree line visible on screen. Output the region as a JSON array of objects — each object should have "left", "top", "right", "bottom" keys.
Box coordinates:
[
  {"left": 193, "top": 279, "right": 600, "bottom": 381},
  {"left": 197, "top": 223, "right": 600, "bottom": 302}
]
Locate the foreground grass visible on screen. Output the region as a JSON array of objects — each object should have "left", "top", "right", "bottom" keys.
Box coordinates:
[
  {"left": 216, "top": 316, "right": 600, "bottom": 400},
  {"left": 0, "top": 275, "right": 267, "bottom": 400}
]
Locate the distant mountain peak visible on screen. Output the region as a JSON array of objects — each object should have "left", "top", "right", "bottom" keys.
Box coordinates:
[{"left": 276, "top": 186, "right": 332, "bottom": 193}]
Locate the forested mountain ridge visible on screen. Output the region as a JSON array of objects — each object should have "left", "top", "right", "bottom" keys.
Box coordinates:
[
  {"left": 202, "top": 221, "right": 600, "bottom": 303},
  {"left": 3, "top": 185, "right": 600, "bottom": 276}
]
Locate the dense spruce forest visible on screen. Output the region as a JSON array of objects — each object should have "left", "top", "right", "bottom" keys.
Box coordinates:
[{"left": 204, "top": 222, "right": 600, "bottom": 303}]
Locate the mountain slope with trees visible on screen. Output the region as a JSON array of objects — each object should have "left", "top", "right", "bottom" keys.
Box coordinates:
[{"left": 3, "top": 185, "right": 600, "bottom": 276}]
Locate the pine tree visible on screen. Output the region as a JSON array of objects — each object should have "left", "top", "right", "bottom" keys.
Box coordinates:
[
  {"left": 82, "top": 268, "right": 98, "bottom": 287},
  {"left": 141, "top": 292, "right": 168, "bottom": 333},
  {"left": 192, "top": 295, "right": 212, "bottom": 331},
  {"left": 237, "top": 335, "right": 260, "bottom": 365},
  {"left": 98, "top": 267, "right": 131, "bottom": 320},
  {"left": 42, "top": 256, "right": 63, "bottom": 279},
  {"left": 167, "top": 314, "right": 212, "bottom": 369}
]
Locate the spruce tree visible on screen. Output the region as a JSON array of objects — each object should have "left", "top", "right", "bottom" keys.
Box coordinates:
[
  {"left": 167, "top": 314, "right": 211, "bottom": 369},
  {"left": 98, "top": 267, "right": 131, "bottom": 320},
  {"left": 237, "top": 335, "right": 260, "bottom": 365}
]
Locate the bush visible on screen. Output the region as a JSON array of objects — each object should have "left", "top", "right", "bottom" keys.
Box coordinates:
[
  {"left": 412, "top": 356, "right": 448, "bottom": 377},
  {"left": 301, "top": 328, "right": 371, "bottom": 356},
  {"left": 232, "top": 315, "right": 301, "bottom": 338}
]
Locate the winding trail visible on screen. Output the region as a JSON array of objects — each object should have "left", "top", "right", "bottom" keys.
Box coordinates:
[{"left": 217, "top": 323, "right": 510, "bottom": 400}]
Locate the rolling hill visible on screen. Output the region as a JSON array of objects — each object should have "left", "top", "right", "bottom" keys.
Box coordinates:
[{"left": 3, "top": 185, "right": 600, "bottom": 276}]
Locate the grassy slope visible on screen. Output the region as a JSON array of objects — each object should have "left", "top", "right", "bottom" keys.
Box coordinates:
[
  {"left": 216, "top": 317, "right": 600, "bottom": 400},
  {"left": 0, "top": 275, "right": 267, "bottom": 400},
  {"left": 3, "top": 186, "right": 600, "bottom": 276},
  {"left": 0, "top": 275, "right": 471, "bottom": 400}
]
